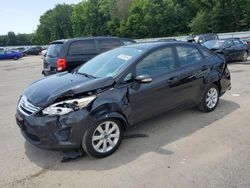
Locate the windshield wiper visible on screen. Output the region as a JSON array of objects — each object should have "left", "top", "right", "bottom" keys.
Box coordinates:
[{"left": 77, "top": 72, "right": 96, "bottom": 79}]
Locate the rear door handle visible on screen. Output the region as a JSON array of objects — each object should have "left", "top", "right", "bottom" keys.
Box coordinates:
[{"left": 167, "top": 77, "right": 178, "bottom": 84}]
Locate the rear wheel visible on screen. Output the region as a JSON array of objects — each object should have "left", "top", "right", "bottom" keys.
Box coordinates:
[
  {"left": 82, "top": 119, "right": 123, "bottom": 158},
  {"left": 13, "top": 56, "right": 18, "bottom": 60},
  {"left": 198, "top": 84, "right": 219, "bottom": 112}
]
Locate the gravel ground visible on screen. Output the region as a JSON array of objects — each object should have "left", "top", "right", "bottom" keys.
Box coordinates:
[{"left": 0, "top": 56, "right": 250, "bottom": 188}]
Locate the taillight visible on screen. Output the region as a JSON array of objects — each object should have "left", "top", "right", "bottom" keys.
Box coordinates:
[{"left": 57, "top": 58, "right": 67, "bottom": 71}]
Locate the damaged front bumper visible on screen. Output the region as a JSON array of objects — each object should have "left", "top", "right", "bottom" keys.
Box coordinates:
[{"left": 15, "top": 108, "right": 94, "bottom": 150}]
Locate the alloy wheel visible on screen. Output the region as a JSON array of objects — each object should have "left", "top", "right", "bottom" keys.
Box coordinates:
[
  {"left": 206, "top": 87, "right": 218, "bottom": 109},
  {"left": 92, "top": 121, "right": 120, "bottom": 153}
]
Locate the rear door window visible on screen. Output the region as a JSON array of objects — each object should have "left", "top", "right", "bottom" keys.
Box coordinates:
[
  {"left": 46, "top": 43, "right": 63, "bottom": 58},
  {"left": 136, "top": 47, "right": 175, "bottom": 77},
  {"left": 176, "top": 46, "right": 203, "bottom": 67},
  {"left": 233, "top": 39, "right": 243, "bottom": 46},
  {"left": 68, "top": 40, "right": 96, "bottom": 56},
  {"left": 225, "top": 40, "right": 234, "bottom": 47},
  {"left": 97, "top": 38, "right": 122, "bottom": 53}
]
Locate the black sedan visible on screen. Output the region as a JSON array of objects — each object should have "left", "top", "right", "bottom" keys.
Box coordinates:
[
  {"left": 23, "top": 46, "right": 43, "bottom": 56},
  {"left": 204, "top": 38, "right": 248, "bottom": 62},
  {"left": 16, "top": 42, "right": 231, "bottom": 158}
]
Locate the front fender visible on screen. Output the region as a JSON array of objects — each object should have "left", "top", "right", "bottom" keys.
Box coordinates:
[
  {"left": 89, "top": 86, "right": 131, "bottom": 129},
  {"left": 91, "top": 111, "right": 129, "bottom": 130}
]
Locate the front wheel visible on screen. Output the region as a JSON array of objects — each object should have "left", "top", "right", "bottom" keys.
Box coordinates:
[
  {"left": 82, "top": 119, "right": 123, "bottom": 158},
  {"left": 198, "top": 84, "right": 219, "bottom": 112},
  {"left": 13, "top": 56, "right": 18, "bottom": 60}
]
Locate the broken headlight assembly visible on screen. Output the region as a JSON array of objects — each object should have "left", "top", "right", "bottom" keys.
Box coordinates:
[{"left": 42, "top": 96, "right": 96, "bottom": 116}]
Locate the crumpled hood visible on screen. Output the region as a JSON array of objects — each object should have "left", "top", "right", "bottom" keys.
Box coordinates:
[{"left": 24, "top": 72, "right": 114, "bottom": 107}]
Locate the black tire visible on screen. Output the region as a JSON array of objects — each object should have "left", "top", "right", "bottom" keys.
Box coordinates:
[
  {"left": 13, "top": 56, "right": 18, "bottom": 60},
  {"left": 198, "top": 84, "right": 219, "bottom": 112},
  {"left": 82, "top": 119, "right": 123, "bottom": 158},
  {"left": 242, "top": 51, "right": 248, "bottom": 62}
]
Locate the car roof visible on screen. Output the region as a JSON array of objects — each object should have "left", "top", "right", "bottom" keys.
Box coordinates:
[
  {"left": 198, "top": 33, "right": 217, "bottom": 37},
  {"left": 220, "top": 38, "right": 240, "bottom": 40},
  {"left": 123, "top": 41, "right": 195, "bottom": 50},
  {"left": 49, "top": 36, "right": 121, "bottom": 44}
]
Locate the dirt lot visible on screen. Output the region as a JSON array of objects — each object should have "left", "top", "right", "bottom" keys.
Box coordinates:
[{"left": 0, "top": 56, "right": 250, "bottom": 188}]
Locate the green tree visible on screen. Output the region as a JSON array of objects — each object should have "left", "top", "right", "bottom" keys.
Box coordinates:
[
  {"left": 0, "top": 35, "right": 7, "bottom": 46},
  {"left": 72, "top": 0, "right": 133, "bottom": 37},
  {"left": 16, "top": 33, "right": 33, "bottom": 45},
  {"left": 2, "top": 0, "right": 250, "bottom": 45},
  {"left": 34, "top": 4, "right": 73, "bottom": 44},
  {"left": 72, "top": 0, "right": 100, "bottom": 36},
  {"left": 190, "top": 0, "right": 250, "bottom": 34},
  {"left": 124, "top": 0, "right": 184, "bottom": 38},
  {"left": 6, "top": 32, "right": 17, "bottom": 46}
]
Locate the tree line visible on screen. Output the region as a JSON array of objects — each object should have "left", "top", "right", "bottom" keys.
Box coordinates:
[
  {"left": 0, "top": 32, "right": 34, "bottom": 46},
  {"left": 1, "top": 0, "right": 250, "bottom": 46}
]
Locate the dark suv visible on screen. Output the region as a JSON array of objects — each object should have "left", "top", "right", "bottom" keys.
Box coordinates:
[{"left": 43, "top": 37, "right": 134, "bottom": 76}]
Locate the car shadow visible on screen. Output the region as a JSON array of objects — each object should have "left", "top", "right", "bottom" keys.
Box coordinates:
[
  {"left": 24, "top": 99, "right": 240, "bottom": 171},
  {"left": 231, "top": 62, "right": 250, "bottom": 65},
  {"left": 227, "top": 59, "right": 250, "bottom": 65}
]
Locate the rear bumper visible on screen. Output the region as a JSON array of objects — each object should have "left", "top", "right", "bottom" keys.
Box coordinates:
[{"left": 220, "top": 65, "right": 231, "bottom": 94}]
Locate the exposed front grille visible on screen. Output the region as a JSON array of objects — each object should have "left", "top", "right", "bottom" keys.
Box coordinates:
[{"left": 18, "top": 95, "right": 40, "bottom": 116}]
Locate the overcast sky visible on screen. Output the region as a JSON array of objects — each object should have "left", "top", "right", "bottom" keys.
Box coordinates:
[{"left": 0, "top": 0, "right": 82, "bottom": 35}]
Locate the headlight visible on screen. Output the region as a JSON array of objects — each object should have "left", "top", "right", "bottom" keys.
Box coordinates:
[{"left": 42, "top": 96, "right": 96, "bottom": 116}]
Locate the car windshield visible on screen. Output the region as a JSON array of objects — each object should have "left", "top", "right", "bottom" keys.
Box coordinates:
[
  {"left": 77, "top": 47, "right": 145, "bottom": 78},
  {"left": 46, "top": 43, "right": 62, "bottom": 58},
  {"left": 204, "top": 40, "right": 225, "bottom": 49}
]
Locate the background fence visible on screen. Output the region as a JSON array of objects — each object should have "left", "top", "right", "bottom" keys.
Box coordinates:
[
  {"left": 1, "top": 31, "right": 250, "bottom": 49},
  {"left": 136, "top": 31, "right": 250, "bottom": 42}
]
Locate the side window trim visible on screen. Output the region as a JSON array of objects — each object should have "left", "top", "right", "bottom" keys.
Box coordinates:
[
  {"left": 96, "top": 38, "right": 122, "bottom": 53},
  {"left": 67, "top": 39, "right": 97, "bottom": 56},
  {"left": 117, "top": 66, "right": 136, "bottom": 86},
  {"left": 224, "top": 40, "right": 234, "bottom": 47},
  {"left": 117, "top": 46, "right": 176, "bottom": 85},
  {"left": 233, "top": 39, "right": 242, "bottom": 46},
  {"left": 174, "top": 45, "right": 204, "bottom": 68},
  {"left": 135, "top": 46, "right": 177, "bottom": 78}
]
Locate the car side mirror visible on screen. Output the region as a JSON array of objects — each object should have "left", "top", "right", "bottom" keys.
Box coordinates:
[{"left": 135, "top": 75, "right": 152, "bottom": 83}]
